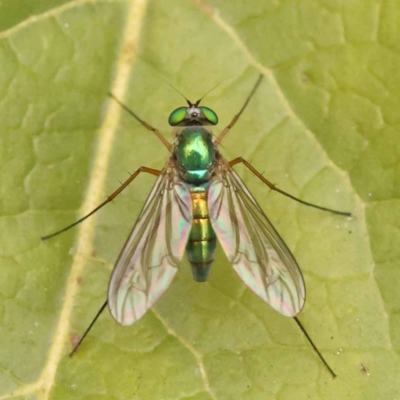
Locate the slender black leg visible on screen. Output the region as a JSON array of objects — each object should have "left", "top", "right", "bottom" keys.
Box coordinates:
[
  {"left": 42, "top": 167, "right": 161, "bottom": 240},
  {"left": 108, "top": 93, "right": 172, "bottom": 151},
  {"left": 70, "top": 300, "right": 108, "bottom": 357},
  {"left": 294, "top": 317, "right": 337, "bottom": 378},
  {"left": 217, "top": 74, "right": 264, "bottom": 144},
  {"left": 229, "top": 157, "right": 351, "bottom": 216}
]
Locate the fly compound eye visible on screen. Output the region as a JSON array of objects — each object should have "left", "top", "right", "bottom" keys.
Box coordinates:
[
  {"left": 168, "top": 107, "right": 187, "bottom": 126},
  {"left": 200, "top": 106, "right": 218, "bottom": 125}
]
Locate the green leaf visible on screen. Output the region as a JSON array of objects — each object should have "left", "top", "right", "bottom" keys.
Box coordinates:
[{"left": 1, "top": 0, "right": 399, "bottom": 399}]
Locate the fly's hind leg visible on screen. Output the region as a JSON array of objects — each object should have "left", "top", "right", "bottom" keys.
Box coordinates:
[{"left": 70, "top": 300, "right": 108, "bottom": 357}]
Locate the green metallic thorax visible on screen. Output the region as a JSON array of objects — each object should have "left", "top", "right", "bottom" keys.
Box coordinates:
[
  {"left": 175, "top": 127, "right": 217, "bottom": 282},
  {"left": 176, "top": 127, "right": 215, "bottom": 183}
]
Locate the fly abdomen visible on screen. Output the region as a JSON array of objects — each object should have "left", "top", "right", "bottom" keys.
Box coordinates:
[{"left": 186, "top": 191, "right": 216, "bottom": 282}]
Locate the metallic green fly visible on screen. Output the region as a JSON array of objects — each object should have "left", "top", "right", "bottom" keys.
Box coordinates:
[{"left": 43, "top": 75, "right": 350, "bottom": 377}]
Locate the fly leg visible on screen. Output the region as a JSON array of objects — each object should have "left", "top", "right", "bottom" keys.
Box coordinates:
[
  {"left": 108, "top": 93, "right": 172, "bottom": 151},
  {"left": 294, "top": 317, "right": 337, "bottom": 378},
  {"left": 46, "top": 94, "right": 167, "bottom": 356},
  {"left": 217, "top": 74, "right": 263, "bottom": 144},
  {"left": 229, "top": 157, "right": 351, "bottom": 217},
  {"left": 70, "top": 301, "right": 108, "bottom": 357},
  {"left": 42, "top": 166, "right": 161, "bottom": 240},
  {"left": 44, "top": 166, "right": 160, "bottom": 356}
]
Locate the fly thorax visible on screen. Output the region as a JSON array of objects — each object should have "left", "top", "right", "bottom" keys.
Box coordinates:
[{"left": 175, "top": 127, "right": 215, "bottom": 183}]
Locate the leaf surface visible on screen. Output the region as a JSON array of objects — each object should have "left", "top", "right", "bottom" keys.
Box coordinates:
[{"left": 0, "top": 1, "right": 399, "bottom": 399}]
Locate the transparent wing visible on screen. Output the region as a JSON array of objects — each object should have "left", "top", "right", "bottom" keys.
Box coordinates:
[
  {"left": 108, "top": 166, "right": 192, "bottom": 325},
  {"left": 208, "top": 163, "right": 305, "bottom": 317}
]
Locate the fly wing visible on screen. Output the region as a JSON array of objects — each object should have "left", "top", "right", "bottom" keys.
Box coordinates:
[
  {"left": 108, "top": 167, "right": 192, "bottom": 325},
  {"left": 208, "top": 164, "right": 305, "bottom": 317}
]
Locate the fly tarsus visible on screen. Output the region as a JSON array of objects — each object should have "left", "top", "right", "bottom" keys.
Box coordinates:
[{"left": 42, "top": 166, "right": 161, "bottom": 240}]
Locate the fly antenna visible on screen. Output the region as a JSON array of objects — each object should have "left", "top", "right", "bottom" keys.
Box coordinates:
[
  {"left": 158, "top": 77, "right": 193, "bottom": 106},
  {"left": 195, "top": 75, "right": 236, "bottom": 106}
]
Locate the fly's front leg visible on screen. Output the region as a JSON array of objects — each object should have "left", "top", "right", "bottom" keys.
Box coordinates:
[
  {"left": 216, "top": 74, "right": 263, "bottom": 144},
  {"left": 42, "top": 166, "right": 161, "bottom": 240},
  {"left": 108, "top": 93, "right": 172, "bottom": 151},
  {"left": 229, "top": 157, "right": 351, "bottom": 217}
]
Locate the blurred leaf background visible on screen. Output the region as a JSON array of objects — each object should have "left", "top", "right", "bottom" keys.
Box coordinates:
[{"left": 0, "top": 0, "right": 399, "bottom": 399}]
